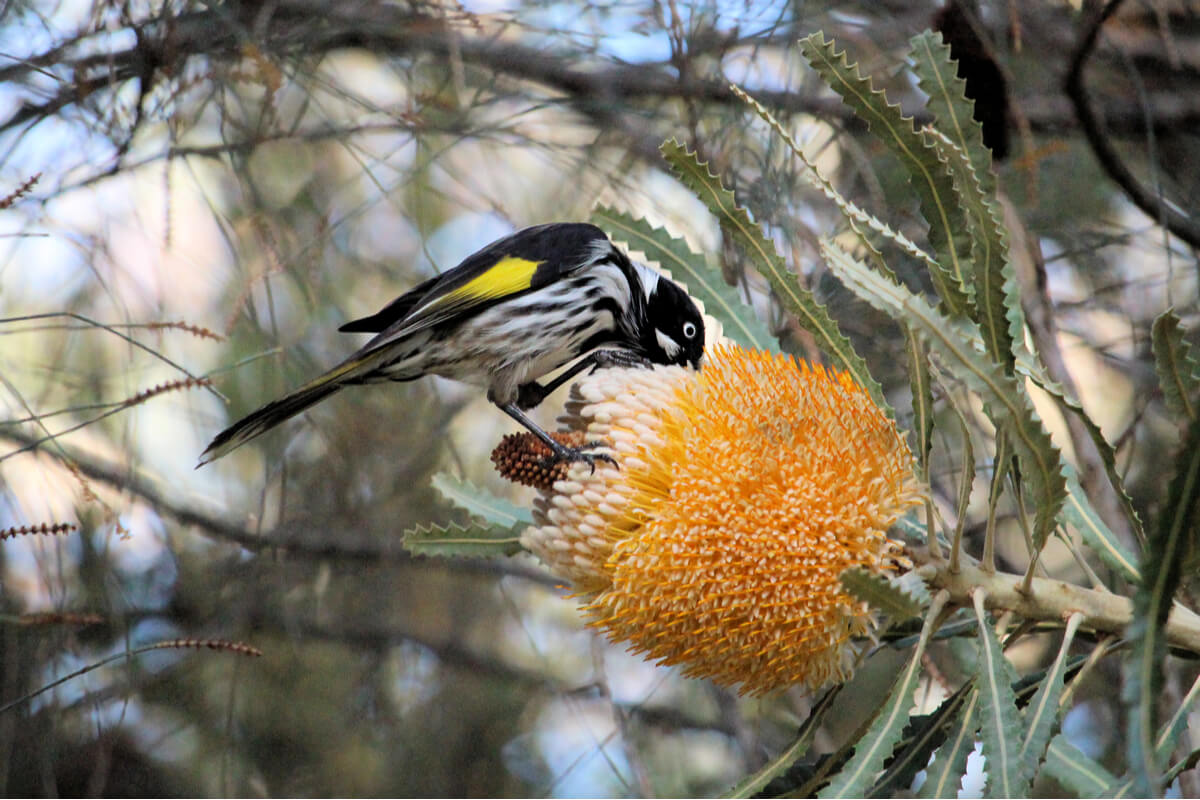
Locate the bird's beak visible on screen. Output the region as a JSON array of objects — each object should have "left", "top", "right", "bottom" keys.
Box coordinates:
[{"left": 692, "top": 353, "right": 705, "bottom": 370}]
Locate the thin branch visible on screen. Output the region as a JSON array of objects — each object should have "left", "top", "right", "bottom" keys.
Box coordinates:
[
  {"left": 0, "top": 428, "right": 559, "bottom": 588},
  {"left": 1064, "top": 0, "right": 1200, "bottom": 249}
]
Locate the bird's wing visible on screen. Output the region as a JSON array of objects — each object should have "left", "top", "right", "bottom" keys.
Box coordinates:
[{"left": 340, "top": 223, "right": 609, "bottom": 350}]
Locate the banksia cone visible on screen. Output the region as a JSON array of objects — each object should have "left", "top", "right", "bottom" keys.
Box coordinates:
[{"left": 507, "top": 344, "right": 923, "bottom": 695}]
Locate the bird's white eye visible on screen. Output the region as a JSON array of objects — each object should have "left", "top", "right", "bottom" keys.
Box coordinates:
[{"left": 682, "top": 322, "right": 698, "bottom": 339}]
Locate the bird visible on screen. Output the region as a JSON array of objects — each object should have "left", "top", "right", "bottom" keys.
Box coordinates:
[{"left": 197, "top": 222, "right": 706, "bottom": 468}]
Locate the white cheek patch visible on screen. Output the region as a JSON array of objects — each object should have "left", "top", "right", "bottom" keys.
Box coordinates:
[{"left": 656, "top": 330, "right": 682, "bottom": 358}]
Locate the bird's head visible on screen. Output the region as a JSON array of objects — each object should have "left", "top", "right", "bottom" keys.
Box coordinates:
[{"left": 639, "top": 270, "right": 705, "bottom": 370}]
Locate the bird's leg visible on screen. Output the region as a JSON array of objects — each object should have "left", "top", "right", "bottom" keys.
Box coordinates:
[
  {"left": 497, "top": 402, "right": 617, "bottom": 472},
  {"left": 515, "top": 349, "right": 653, "bottom": 410}
]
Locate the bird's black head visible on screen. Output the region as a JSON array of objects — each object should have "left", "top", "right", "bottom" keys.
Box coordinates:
[{"left": 642, "top": 275, "right": 705, "bottom": 369}]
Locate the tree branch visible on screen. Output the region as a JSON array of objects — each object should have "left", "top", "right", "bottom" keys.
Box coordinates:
[
  {"left": 0, "top": 429, "right": 559, "bottom": 588},
  {"left": 1064, "top": 0, "right": 1200, "bottom": 249},
  {"left": 920, "top": 560, "right": 1200, "bottom": 654}
]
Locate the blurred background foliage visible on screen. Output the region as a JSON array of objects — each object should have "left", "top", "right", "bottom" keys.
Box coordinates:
[{"left": 1, "top": 0, "right": 1198, "bottom": 795}]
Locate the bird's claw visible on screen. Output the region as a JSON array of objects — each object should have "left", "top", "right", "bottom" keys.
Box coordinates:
[
  {"left": 589, "top": 350, "right": 652, "bottom": 374},
  {"left": 541, "top": 440, "right": 618, "bottom": 474}
]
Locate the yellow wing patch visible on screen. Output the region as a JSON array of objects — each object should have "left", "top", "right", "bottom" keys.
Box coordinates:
[
  {"left": 368, "top": 255, "right": 544, "bottom": 346},
  {"left": 442, "top": 255, "right": 541, "bottom": 305}
]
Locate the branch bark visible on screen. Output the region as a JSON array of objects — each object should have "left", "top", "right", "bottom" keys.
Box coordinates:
[{"left": 920, "top": 560, "right": 1200, "bottom": 654}]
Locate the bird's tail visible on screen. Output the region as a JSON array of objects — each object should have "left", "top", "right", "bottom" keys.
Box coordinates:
[{"left": 197, "top": 368, "right": 351, "bottom": 467}]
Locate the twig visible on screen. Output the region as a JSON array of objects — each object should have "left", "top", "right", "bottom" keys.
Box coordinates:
[
  {"left": 0, "top": 313, "right": 225, "bottom": 402},
  {"left": 1064, "top": 0, "right": 1200, "bottom": 249},
  {"left": 0, "top": 427, "right": 560, "bottom": 587},
  {"left": 0, "top": 638, "right": 260, "bottom": 715}
]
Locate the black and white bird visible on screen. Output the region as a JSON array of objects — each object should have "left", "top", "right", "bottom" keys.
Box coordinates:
[{"left": 198, "top": 222, "right": 705, "bottom": 468}]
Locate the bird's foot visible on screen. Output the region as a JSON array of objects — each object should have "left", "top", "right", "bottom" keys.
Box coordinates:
[
  {"left": 588, "top": 349, "right": 652, "bottom": 373},
  {"left": 542, "top": 440, "right": 618, "bottom": 475}
]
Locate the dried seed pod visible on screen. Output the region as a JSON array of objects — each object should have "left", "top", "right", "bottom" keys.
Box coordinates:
[{"left": 491, "top": 430, "right": 591, "bottom": 491}]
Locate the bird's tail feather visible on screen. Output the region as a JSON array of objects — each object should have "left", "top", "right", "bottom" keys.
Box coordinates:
[{"left": 197, "top": 373, "right": 346, "bottom": 467}]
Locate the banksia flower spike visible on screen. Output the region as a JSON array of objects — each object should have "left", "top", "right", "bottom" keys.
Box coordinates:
[{"left": 506, "top": 343, "right": 924, "bottom": 695}]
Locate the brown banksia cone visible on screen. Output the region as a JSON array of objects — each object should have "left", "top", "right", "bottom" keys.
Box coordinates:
[{"left": 491, "top": 430, "right": 590, "bottom": 491}]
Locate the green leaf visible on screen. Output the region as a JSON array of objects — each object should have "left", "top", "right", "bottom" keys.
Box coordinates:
[
  {"left": 725, "top": 686, "right": 841, "bottom": 798},
  {"left": 402, "top": 519, "right": 523, "bottom": 558},
  {"left": 1156, "top": 673, "right": 1200, "bottom": 761},
  {"left": 731, "top": 84, "right": 936, "bottom": 285},
  {"left": 971, "top": 593, "right": 1024, "bottom": 798},
  {"left": 907, "top": 330, "right": 934, "bottom": 479},
  {"left": 820, "top": 239, "right": 1066, "bottom": 552},
  {"left": 941, "top": 379, "right": 977, "bottom": 557},
  {"left": 917, "top": 689, "right": 979, "bottom": 799},
  {"left": 1152, "top": 309, "right": 1199, "bottom": 422},
  {"left": 1123, "top": 415, "right": 1200, "bottom": 797},
  {"left": 1061, "top": 463, "right": 1141, "bottom": 583},
  {"left": 660, "top": 139, "right": 887, "bottom": 413},
  {"left": 817, "top": 594, "right": 948, "bottom": 798},
  {"left": 590, "top": 206, "right": 777, "bottom": 352},
  {"left": 1044, "top": 734, "right": 1118, "bottom": 798},
  {"left": 908, "top": 30, "right": 996, "bottom": 196},
  {"left": 1017, "top": 614, "right": 1083, "bottom": 795},
  {"left": 869, "top": 683, "right": 971, "bottom": 798},
  {"left": 923, "top": 126, "right": 1020, "bottom": 374},
  {"left": 1022, "top": 358, "right": 1145, "bottom": 547},
  {"left": 909, "top": 31, "right": 1025, "bottom": 374},
  {"left": 840, "top": 567, "right": 929, "bottom": 620},
  {"left": 800, "top": 31, "right": 972, "bottom": 318},
  {"left": 429, "top": 472, "right": 532, "bottom": 529}
]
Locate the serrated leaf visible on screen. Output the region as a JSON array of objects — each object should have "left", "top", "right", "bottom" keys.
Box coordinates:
[
  {"left": 909, "top": 31, "right": 1024, "bottom": 375},
  {"left": 869, "top": 683, "right": 971, "bottom": 798},
  {"left": 908, "top": 31, "right": 996, "bottom": 195},
  {"left": 972, "top": 593, "right": 1024, "bottom": 798},
  {"left": 1061, "top": 463, "right": 1141, "bottom": 583},
  {"left": 1152, "top": 309, "right": 1199, "bottom": 423},
  {"left": 589, "top": 206, "right": 777, "bottom": 352},
  {"left": 941, "top": 379, "right": 976, "bottom": 557},
  {"left": 1021, "top": 356, "right": 1145, "bottom": 547},
  {"left": 732, "top": 84, "right": 938, "bottom": 286},
  {"left": 660, "top": 138, "right": 888, "bottom": 413},
  {"left": 1017, "top": 614, "right": 1083, "bottom": 795},
  {"left": 1156, "top": 672, "right": 1200, "bottom": 761},
  {"left": 402, "top": 519, "right": 524, "bottom": 558},
  {"left": 725, "top": 686, "right": 840, "bottom": 798},
  {"left": 430, "top": 472, "right": 532, "bottom": 529},
  {"left": 907, "top": 329, "right": 934, "bottom": 479},
  {"left": 1044, "top": 734, "right": 1118, "bottom": 798},
  {"left": 890, "top": 511, "right": 929, "bottom": 542},
  {"left": 1123, "top": 415, "right": 1200, "bottom": 797},
  {"left": 800, "top": 31, "right": 972, "bottom": 318},
  {"left": 818, "top": 595, "right": 948, "bottom": 798},
  {"left": 820, "top": 239, "right": 1066, "bottom": 551},
  {"left": 923, "top": 126, "right": 1020, "bottom": 374},
  {"left": 917, "top": 689, "right": 979, "bottom": 799},
  {"left": 841, "top": 566, "right": 928, "bottom": 619}
]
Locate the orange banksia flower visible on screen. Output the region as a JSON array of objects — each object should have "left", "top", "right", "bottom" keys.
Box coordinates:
[{"left": 513, "top": 343, "right": 923, "bottom": 695}]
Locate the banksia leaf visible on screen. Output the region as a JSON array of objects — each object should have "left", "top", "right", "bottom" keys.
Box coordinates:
[
  {"left": 800, "top": 32, "right": 972, "bottom": 318},
  {"left": 840, "top": 566, "right": 928, "bottom": 620},
  {"left": 430, "top": 473, "right": 532, "bottom": 529},
  {"left": 972, "top": 593, "right": 1023, "bottom": 798},
  {"left": 660, "top": 138, "right": 886, "bottom": 412},
  {"left": 1152, "top": 309, "right": 1199, "bottom": 423},
  {"left": 403, "top": 520, "right": 523, "bottom": 558},
  {"left": 1123, "top": 415, "right": 1200, "bottom": 796},
  {"left": 821, "top": 239, "right": 1066, "bottom": 553}
]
